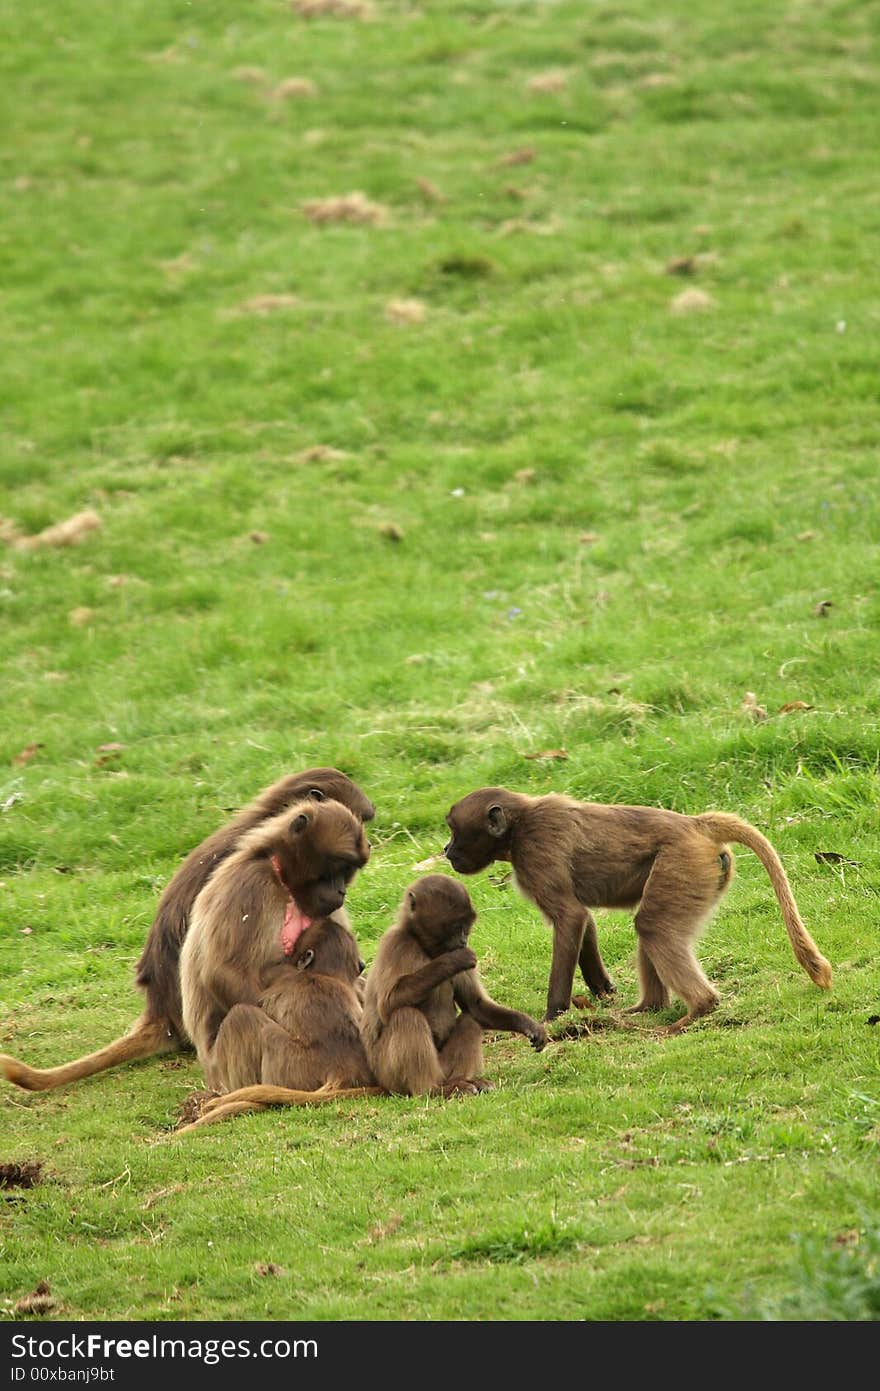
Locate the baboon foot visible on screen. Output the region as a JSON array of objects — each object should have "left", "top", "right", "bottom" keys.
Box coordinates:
[
  {"left": 439, "top": 1077, "right": 483, "bottom": 1097},
  {"left": 662, "top": 999, "right": 719, "bottom": 1036},
  {"left": 589, "top": 978, "right": 616, "bottom": 1000}
]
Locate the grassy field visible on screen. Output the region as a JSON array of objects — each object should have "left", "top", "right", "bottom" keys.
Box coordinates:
[{"left": 1, "top": 0, "right": 878, "bottom": 1323}]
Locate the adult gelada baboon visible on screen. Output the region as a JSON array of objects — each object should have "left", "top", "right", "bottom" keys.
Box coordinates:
[
  {"left": 0, "top": 769, "right": 375, "bottom": 1091},
  {"left": 443, "top": 788, "right": 832, "bottom": 1030},
  {"left": 361, "top": 875, "right": 547, "bottom": 1096},
  {"left": 175, "top": 798, "right": 379, "bottom": 1133}
]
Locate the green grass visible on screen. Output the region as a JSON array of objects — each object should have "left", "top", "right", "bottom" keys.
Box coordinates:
[{"left": 1, "top": 0, "right": 878, "bottom": 1322}]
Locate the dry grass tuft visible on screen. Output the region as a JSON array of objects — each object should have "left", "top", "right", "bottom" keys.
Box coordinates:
[
  {"left": 497, "top": 218, "right": 556, "bottom": 236},
  {"left": 12, "top": 509, "right": 102, "bottom": 551},
  {"left": 526, "top": 70, "right": 569, "bottom": 94},
  {"left": 291, "top": 0, "right": 370, "bottom": 18},
  {"left": 144, "top": 46, "right": 183, "bottom": 66},
  {"left": 363, "top": 1212, "right": 403, "bottom": 1244},
  {"left": 742, "top": 691, "right": 768, "bottom": 722},
  {"left": 158, "top": 252, "right": 195, "bottom": 278},
  {"left": 385, "top": 298, "right": 426, "bottom": 325},
  {"left": 174, "top": 1091, "right": 217, "bottom": 1129},
  {"left": 13, "top": 1281, "right": 57, "bottom": 1317},
  {"left": 416, "top": 177, "right": 444, "bottom": 203},
  {"left": 302, "top": 191, "right": 388, "bottom": 225},
  {"left": 296, "top": 445, "right": 348, "bottom": 463},
  {"left": 498, "top": 147, "right": 535, "bottom": 167},
  {"left": 0, "top": 1160, "right": 43, "bottom": 1188},
  {"left": 233, "top": 294, "right": 299, "bottom": 316},
  {"left": 274, "top": 77, "right": 318, "bottom": 99},
  {"left": 232, "top": 66, "right": 268, "bottom": 85},
  {"left": 666, "top": 252, "right": 718, "bottom": 276},
  {"left": 670, "top": 287, "right": 714, "bottom": 313}
]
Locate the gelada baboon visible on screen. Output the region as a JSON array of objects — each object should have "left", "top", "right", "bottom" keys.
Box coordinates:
[
  {"left": 181, "top": 797, "right": 370, "bottom": 1063},
  {"left": 0, "top": 769, "right": 374, "bottom": 1092},
  {"left": 361, "top": 874, "right": 547, "bottom": 1096},
  {"left": 176, "top": 912, "right": 382, "bottom": 1135},
  {"left": 444, "top": 788, "right": 832, "bottom": 1031}
]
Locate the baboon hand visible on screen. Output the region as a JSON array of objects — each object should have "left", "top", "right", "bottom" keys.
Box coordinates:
[
  {"left": 526, "top": 1021, "right": 548, "bottom": 1052},
  {"left": 448, "top": 946, "right": 478, "bottom": 974}
]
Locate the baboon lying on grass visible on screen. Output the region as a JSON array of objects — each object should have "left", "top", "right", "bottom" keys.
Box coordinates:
[{"left": 0, "top": 769, "right": 375, "bottom": 1092}]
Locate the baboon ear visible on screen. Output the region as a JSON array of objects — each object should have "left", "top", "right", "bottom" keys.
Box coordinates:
[
  {"left": 296, "top": 948, "right": 315, "bottom": 972},
  {"left": 290, "top": 812, "right": 311, "bottom": 835},
  {"left": 407, "top": 890, "right": 417, "bottom": 913},
  {"left": 486, "top": 804, "right": 508, "bottom": 837}
]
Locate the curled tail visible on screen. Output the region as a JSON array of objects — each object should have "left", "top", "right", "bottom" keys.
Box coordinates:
[
  {"left": 0, "top": 1015, "right": 176, "bottom": 1092},
  {"left": 695, "top": 813, "right": 832, "bottom": 989}
]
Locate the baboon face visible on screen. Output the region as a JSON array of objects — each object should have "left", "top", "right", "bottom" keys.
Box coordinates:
[
  {"left": 444, "top": 788, "right": 513, "bottom": 875},
  {"left": 273, "top": 801, "right": 370, "bottom": 920},
  {"left": 293, "top": 918, "right": 365, "bottom": 985},
  {"left": 291, "top": 851, "right": 365, "bottom": 920},
  {"left": 405, "top": 875, "right": 476, "bottom": 957},
  {"left": 295, "top": 768, "right": 376, "bottom": 824}
]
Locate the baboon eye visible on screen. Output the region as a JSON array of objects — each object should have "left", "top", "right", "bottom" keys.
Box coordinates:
[{"left": 308, "top": 788, "right": 326, "bottom": 802}]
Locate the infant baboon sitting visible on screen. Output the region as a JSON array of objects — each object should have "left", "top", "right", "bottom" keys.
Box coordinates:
[{"left": 361, "top": 875, "right": 547, "bottom": 1096}]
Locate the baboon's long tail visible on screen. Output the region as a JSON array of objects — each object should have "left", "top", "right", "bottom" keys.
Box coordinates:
[
  {"left": 0, "top": 1015, "right": 175, "bottom": 1091},
  {"left": 172, "top": 1082, "right": 386, "bottom": 1135},
  {"left": 695, "top": 813, "right": 832, "bottom": 988}
]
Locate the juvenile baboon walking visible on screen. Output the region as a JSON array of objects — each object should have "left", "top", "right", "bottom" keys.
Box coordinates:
[{"left": 444, "top": 788, "right": 832, "bottom": 1030}]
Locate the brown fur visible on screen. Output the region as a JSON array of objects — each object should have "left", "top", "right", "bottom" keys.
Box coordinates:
[
  {"left": 175, "top": 799, "right": 376, "bottom": 1133},
  {"left": 361, "top": 875, "right": 547, "bottom": 1095},
  {"left": 175, "top": 908, "right": 382, "bottom": 1135},
  {"left": 444, "top": 788, "right": 832, "bottom": 1030},
  {"left": 0, "top": 769, "right": 374, "bottom": 1092},
  {"left": 180, "top": 799, "right": 369, "bottom": 1067}
]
